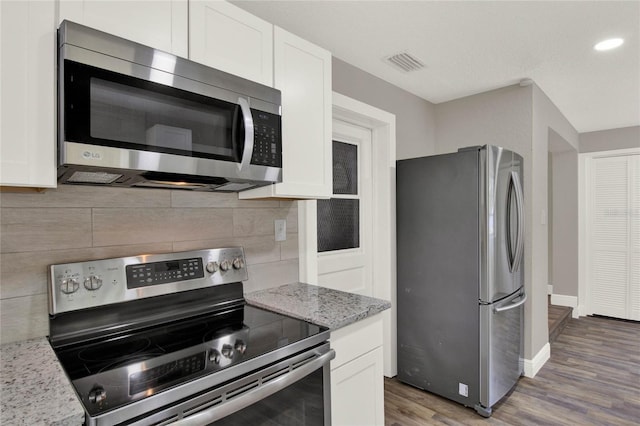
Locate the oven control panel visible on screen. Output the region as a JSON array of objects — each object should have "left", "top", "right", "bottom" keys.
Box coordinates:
[{"left": 49, "top": 247, "right": 248, "bottom": 315}]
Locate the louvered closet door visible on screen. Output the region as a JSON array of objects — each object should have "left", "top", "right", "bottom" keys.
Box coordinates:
[
  {"left": 588, "top": 153, "right": 640, "bottom": 320},
  {"left": 630, "top": 155, "right": 640, "bottom": 320}
]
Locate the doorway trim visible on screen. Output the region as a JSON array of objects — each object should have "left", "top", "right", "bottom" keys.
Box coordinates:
[{"left": 299, "top": 92, "right": 397, "bottom": 377}]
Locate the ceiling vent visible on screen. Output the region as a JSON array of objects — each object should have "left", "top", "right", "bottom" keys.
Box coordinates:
[{"left": 384, "top": 52, "right": 426, "bottom": 72}]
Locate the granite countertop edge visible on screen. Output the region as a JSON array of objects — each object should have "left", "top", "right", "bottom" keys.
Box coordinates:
[{"left": 245, "top": 282, "right": 392, "bottom": 330}]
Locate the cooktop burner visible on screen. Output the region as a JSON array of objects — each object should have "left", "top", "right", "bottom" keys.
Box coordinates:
[{"left": 78, "top": 337, "right": 152, "bottom": 363}]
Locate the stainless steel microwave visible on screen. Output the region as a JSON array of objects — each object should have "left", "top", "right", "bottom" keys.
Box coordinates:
[{"left": 57, "top": 21, "right": 282, "bottom": 192}]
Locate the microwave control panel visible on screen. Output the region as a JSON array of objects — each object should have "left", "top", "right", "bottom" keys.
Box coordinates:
[{"left": 251, "top": 110, "right": 281, "bottom": 167}]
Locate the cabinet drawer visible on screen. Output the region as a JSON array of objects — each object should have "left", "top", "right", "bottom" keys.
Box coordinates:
[{"left": 330, "top": 314, "right": 383, "bottom": 370}]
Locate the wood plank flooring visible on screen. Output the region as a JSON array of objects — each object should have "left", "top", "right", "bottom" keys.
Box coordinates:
[
  {"left": 385, "top": 316, "right": 640, "bottom": 425},
  {"left": 548, "top": 303, "right": 572, "bottom": 343}
]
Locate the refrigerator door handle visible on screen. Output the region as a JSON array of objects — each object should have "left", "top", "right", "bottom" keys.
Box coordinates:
[
  {"left": 512, "top": 171, "right": 525, "bottom": 272},
  {"left": 507, "top": 171, "right": 525, "bottom": 272},
  {"left": 493, "top": 292, "right": 527, "bottom": 313}
]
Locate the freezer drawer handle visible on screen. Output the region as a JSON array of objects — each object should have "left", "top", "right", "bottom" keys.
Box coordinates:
[{"left": 493, "top": 292, "right": 527, "bottom": 313}]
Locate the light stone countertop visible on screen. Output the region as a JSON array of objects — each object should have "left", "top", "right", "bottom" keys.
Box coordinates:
[
  {"left": 0, "top": 337, "right": 84, "bottom": 426},
  {"left": 245, "top": 282, "right": 391, "bottom": 329}
]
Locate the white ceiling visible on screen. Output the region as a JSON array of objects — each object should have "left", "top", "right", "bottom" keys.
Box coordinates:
[{"left": 232, "top": 1, "right": 640, "bottom": 134}]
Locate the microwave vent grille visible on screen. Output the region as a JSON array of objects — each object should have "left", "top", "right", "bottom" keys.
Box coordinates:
[{"left": 67, "top": 171, "right": 122, "bottom": 184}]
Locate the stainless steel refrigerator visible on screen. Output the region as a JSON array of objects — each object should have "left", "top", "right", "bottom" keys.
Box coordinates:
[{"left": 396, "top": 145, "right": 526, "bottom": 417}]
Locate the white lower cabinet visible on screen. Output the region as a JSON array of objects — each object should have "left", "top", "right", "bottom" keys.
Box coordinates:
[{"left": 330, "top": 315, "right": 385, "bottom": 426}]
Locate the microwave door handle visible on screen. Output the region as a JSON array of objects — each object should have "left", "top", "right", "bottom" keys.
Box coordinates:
[{"left": 237, "top": 97, "right": 254, "bottom": 172}]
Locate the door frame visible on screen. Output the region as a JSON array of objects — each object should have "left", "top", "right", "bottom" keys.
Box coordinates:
[
  {"left": 578, "top": 147, "right": 640, "bottom": 318},
  {"left": 299, "top": 92, "right": 397, "bottom": 377}
]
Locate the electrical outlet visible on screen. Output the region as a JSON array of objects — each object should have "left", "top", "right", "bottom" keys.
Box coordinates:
[
  {"left": 458, "top": 383, "right": 469, "bottom": 397},
  {"left": 275, "top": 220, "right": 286, "bottom": 241}
]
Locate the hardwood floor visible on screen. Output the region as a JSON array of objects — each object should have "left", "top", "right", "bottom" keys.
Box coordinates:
[
  {"left": 385, "top": 316, "right": 640, "bottom": 425},
  {"left": 548, "top": 303, "right": 572, "bottom": 343}
]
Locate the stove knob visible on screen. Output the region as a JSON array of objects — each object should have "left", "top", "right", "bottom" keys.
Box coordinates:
[
  {"left": 209, "top": 349, "right": 221, "bottom": 364},
  {"left": 88, "top": 386, "right": 106, "bottom": 404},
  {"left": 221, "top": 343, "right": 234, "bottom": 358},
  {"left": 232, "top": 257, "right": 245, "bottom": 270},
  {"left": 219, "top": 259, "right": 231, "bottom": 272},
  {"left": 84, "top": 275, "right": 103, "bottom": 291},
  {"left": 60, "top": 278, "right": 80, "bottom": 294},
  {"left": 234, "top": 339, "right": 247, "bottom": 355},
  {"left": 206, "top": 261, "right": 219, "bottom": 274}
]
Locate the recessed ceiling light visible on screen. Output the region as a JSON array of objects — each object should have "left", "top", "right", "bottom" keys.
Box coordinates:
[{"left": 594, "top": 38, "right": 624, "bottom": 51}]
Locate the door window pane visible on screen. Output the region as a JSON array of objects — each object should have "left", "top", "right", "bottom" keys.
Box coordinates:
[
  {"left": 317, "top": 199, "right": 360, "bottom": 252},
  {"left": 318, "top": 140, "right": 360, "bottom": 252},
  {"left": 332, "top": 141, "right": 358, "bottom": 195}
]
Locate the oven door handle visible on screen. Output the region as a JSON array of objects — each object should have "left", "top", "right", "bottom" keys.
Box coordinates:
[{"left": 174, "top": 348, "right": 336, "bottom": 425}]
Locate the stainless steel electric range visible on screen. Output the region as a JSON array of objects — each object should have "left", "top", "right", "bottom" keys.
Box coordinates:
[{"left": 48, "top": 247, "right": 334, "bottom": 426}]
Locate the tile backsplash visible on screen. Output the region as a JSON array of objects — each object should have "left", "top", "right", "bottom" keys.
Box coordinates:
[{"left": 0, "top": 186, "right": 299, "bottom": 344}]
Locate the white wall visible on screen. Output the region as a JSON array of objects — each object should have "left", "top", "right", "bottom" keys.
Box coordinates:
[
  {"left": 332, "top": 58, "right": 436, "bottom": 159},
  {"left": 579, "top": 125, "right": 640, "bottom": 153}
]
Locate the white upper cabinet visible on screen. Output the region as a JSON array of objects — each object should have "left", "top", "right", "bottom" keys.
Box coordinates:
[
  {"left": 1, "top": 1, "right": 57, "bottom": 188},
  {"left": 57, "top": 0, "right": 188, "bottom": 57},
  {"left": 240, "top": 26, "right": 332, "bottom": 199},
  {"left": 188, "top": 1, "right": 273, "bottom": 86},
  {"left": 2, "top": 0, "right": 331, "bottom": 196}
]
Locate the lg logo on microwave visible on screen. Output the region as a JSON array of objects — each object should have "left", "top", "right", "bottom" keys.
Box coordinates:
[{"left": 82, "top": 150, "right": 103, "bottom": 160}]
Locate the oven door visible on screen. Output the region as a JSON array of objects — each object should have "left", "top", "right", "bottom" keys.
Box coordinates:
[{"left": 130, "top": 343, "right": 335, "bottom": 426}]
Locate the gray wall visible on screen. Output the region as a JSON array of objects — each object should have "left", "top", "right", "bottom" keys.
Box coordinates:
[
  {"left": 549, "top": 150, "right": 578, "bottom": 298},
  {"left": 579, "top": 125, "right": 640, "bottom": 153},
  {"left": 332, "top": 57, "right": 436, "bottom": 159},
  {"left": 548, "top": 128, "right": 579, "bottom": 300},
  {"left": 433, "top": 82, "right": 580, "bottom": 362},
  {"left": 0, "top": 187, "right": 298, "bottom": 344},
  {"left": 434, "top": 84, "right": 544, "bottom": 359},
  {"left": 531, "top": 85, "right": 578, "bottom": 356}
]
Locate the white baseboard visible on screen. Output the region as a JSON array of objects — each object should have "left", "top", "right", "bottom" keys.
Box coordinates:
[
  {"left": 523, "top": 342, "right": 550, "bottom": 378},
  {"left": 547, "top": 284, "right": 553, "bottom": 295},
  {"left": 550, "top": 294, "right": 579, "bottom": 318}
]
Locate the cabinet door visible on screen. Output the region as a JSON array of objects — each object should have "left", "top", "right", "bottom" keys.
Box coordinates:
[
  {"left": 188, "top": 1, "right": 273, "bottom": 86},
  {"left": 240, "top": 26, "right": 332, "bottom": 199},
  {"left": 57, "top": 0, "right": 188, "bottom": 57},
  {"left": 331, "top": 347, "right": 385, "bottom": 426},
  {"left": 0, "top": 1, "right": 57, "bottom": 188}
]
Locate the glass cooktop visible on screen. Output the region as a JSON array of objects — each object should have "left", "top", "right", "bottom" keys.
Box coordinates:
[{"left": 54, "top": 304, "right": 325, "bottom": 381}]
